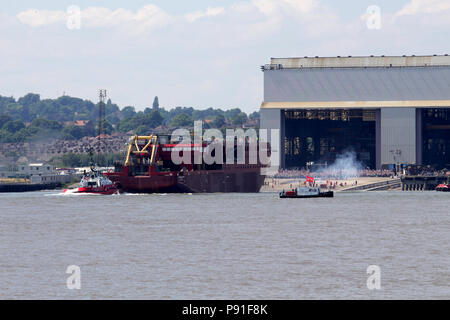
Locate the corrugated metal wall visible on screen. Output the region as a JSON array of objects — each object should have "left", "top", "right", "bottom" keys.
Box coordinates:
[
  {"left": 260, "top": 109, "right": 284, "bottom": 169},
  {"left": 264, "top": 66, "right": 450, "bottom": 103},
  {"left": 380, "top": 108, "right": 416, "bottom": 165}
]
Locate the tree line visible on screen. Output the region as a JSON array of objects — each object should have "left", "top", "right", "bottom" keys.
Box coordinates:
[{"left": 0, "top": 94, "right": 259, "bottom": 143}]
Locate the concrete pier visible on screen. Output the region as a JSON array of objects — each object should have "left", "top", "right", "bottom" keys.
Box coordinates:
[
  {"left": 0, "top": 182, "right": 62, "bottom": 193},
  {"left": 401, "top": 176, "right": 449, "bottom": 191}
]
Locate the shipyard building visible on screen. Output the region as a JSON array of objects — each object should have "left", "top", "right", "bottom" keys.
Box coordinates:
[{"left": 260, "top": 55, "right": 450, "bottom": 169}]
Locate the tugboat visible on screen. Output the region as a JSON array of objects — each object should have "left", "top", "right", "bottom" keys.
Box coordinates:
[
  {"left": 63, "top": 165, "right": 119, "bottom": 195},
  {"left": 63, "top": 89, "right": 119, "bottom": 195},
  {"left": 279, "top": 187, "right": 334, "bottom": 198},
  {"left": 436, "top": 183, "right": 450, "bottom": 192}
]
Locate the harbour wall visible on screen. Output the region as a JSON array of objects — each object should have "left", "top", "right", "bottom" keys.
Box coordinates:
[
  {"left": 401, "top": 176, "right": 449, "bottom": 191},
  {"left": 0, "top": 182, "right": 62, "bottom": 193}
]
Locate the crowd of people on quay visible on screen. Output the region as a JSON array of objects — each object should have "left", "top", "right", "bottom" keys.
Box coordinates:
[
  {"left": 271, "top": 166, "right": 449, "bottom": 180},
  {"left": 263, "top": 165, "right": 449, "bottom": 192},
  {"left": 273, "top": 168, "right": 395, "bottom": 179},
  {"left": 403, "top": 166, "right": 449, "bottom": 177},
  {"left": 263, "top": 174, "right": 360, "bottom": 190}
]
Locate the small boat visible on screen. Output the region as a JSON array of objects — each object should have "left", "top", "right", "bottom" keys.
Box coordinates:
[
  {"left": 436, "top": 183, "right": 450, "bottom": 192},
  {"left": 63, "top": 166, "right": 119, "bottom": 195},
  {"left": 279, "top": 187, "right": 334, "bottom": 198}
]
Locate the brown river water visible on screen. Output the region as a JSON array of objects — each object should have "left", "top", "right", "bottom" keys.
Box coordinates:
[{"left": 0, "top": 190, "right": 448, "bottom": 299}]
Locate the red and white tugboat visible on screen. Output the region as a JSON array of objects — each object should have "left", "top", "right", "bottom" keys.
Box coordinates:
[
  {"left": 63, "top": 166, "right": 119, "bottom": 195},
  {"left": 63, "top": 90, "right": 119, "bottom": 195}
]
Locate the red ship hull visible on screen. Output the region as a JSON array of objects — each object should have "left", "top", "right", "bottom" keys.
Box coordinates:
[
  {"left": 105, "top": 166, "right": 265, "bottom": 193},
  {"left": 106, "top": 173, "right": 177, "bottom": 193}
]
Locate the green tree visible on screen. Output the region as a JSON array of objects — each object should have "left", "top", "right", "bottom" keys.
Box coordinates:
[
  {"left": 117, "top": 118, "right": 135, "bottom": 132},
  {"left": 97, "top": 120, "right": 114, "bottom": 135},
  {"left": 83, "top": 121, "right": 96, "bottom": 136},
  {"left": 147, "top": 110, "right": 163, "bottom": 128},
  {"left": 135, "top": 125, "right": 148, "bottom": 135},
  {"left": 231, "top": 112, "right": 247, "bottom": 127},
  {"left": 0, "top": 96, "right": 15, "bottom": 114},
  {"left": 212, "top": 114, "right": 225, "bottom": 128},
  {"left": 121, "top": 106, "right": 136, "bottom": 119},
  {"left": 152, "top": 96, "right": 159, "bottom": 109},
  {"left": 106, "top": 113, "right": 120, "bottom": 125},
  {"left": 105, "top": 99, "right": 120, "bottom": 117},
  {"left": 0, "top": 114, "right": 13, "bottom": 129},
  {"left": 171, "top": 113, "right": 192, "bottom": 127},
  {"left": 30, "top": 118, "right": 63, "bottom": 130},
  {"left": 224, "top": 108, "right": 242, "bottom": 121},
  {"left": 2, "top": 120, "right": 25, "bottom": 133},
  {"left": 0, "top": 130, "right": 13, "bottom": 142},
  {"left": 62, "top": 125, "right": 84, "bottom": 140},
  {"left": 3, "top": 103, "right": 26, "bottom": 120},
  {"left": 11, "top": 128, "right": 29, "bottom": 142},
  {"left": 18, "top": 93, "right": 40, "bottom": 106},
  {"left": 249, "top": 111, "right": 259, "bottom": 121},
  {"left": 167, "top": 107, "right": 194, "bottom": 123}
]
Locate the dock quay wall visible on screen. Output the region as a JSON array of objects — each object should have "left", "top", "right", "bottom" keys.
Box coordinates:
[
  {"left": 0, "top": 182, "right": 62, "bottom": 193},
  {"left": 401, "top": 176, "right": 449, "bottom": 191}
]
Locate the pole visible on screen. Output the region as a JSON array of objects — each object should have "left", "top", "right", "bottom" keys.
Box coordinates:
[{"left": 98, "top": 89, "right": 107, "bottom": 165}]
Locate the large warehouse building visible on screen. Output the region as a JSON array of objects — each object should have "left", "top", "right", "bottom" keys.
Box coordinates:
[{"left": 260, "top": 55, "right": 450, "bottom": 170}]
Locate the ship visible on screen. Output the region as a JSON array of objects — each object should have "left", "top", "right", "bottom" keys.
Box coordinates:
[
  {"left": 63, "top": 89, "right": 121, "bottom": 195},
  {"left": 104, "top": 134, "right": 267, "bottom": 193},
  {"left": 63, "top": 166, "right": 119, "bottom": 195},
  {"left": 436, "top": 183, "right": 450, "bottom": 192},
  {"left": 279, "top": 187, "right": 334, "bottom": 198}
]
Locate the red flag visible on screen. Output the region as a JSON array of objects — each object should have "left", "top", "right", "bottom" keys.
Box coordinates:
[{"left": 306, "top": 176, "right": 314, "bottom": 183}]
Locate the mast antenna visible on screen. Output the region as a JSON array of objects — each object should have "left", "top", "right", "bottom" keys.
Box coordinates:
[{"left": 98, "top": 89, "right": 107, "bottom": 165}]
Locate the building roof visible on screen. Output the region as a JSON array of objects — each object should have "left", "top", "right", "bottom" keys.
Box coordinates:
[
  {"left": 262, "top": 56, "right": 450, "bottom": 109},
  {"left": 268, "top": 54, "right": 450, "bottom": 69}
]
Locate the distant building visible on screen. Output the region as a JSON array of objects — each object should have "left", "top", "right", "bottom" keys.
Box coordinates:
[
  {"left": 260, "top": 55, "right": 450, "bottom": 169},
  {"left": 74, "top": 120, "right": 88, "bottom": 126},
  {"left": 63, "top": 120, "right": 88, "bottom": 127},
  {"left": 18, "top": 163, "right": 56, "bottom": 176},
  {"left": 20, "top": 163, "right": 77, "bottom": 184},
  {"left": 0, "top": 165, "right": 10, "bottom": 178},
  {"left": 0, "top": 162, "right": 71, "bottom": 183},
  {"left": 15, "top": 162, "right": 59, "bottom": 183}
]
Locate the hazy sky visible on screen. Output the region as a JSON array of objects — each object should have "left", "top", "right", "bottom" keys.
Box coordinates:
[{"left": 1, "top": 0, "right": 450, "bottom": 112}]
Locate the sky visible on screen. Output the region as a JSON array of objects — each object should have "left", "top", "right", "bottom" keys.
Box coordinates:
[{"left": 1, "top": 0, "right": 450, "bottom": 113}]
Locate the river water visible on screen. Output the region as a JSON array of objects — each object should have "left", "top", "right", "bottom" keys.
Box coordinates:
[{"left": 0, "top": 190, "right": 448, "bottom": 299}]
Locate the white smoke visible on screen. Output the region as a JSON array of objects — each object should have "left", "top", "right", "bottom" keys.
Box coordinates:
[{"left": 315, "top": 151, "right": 363, "bottom": 178}]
